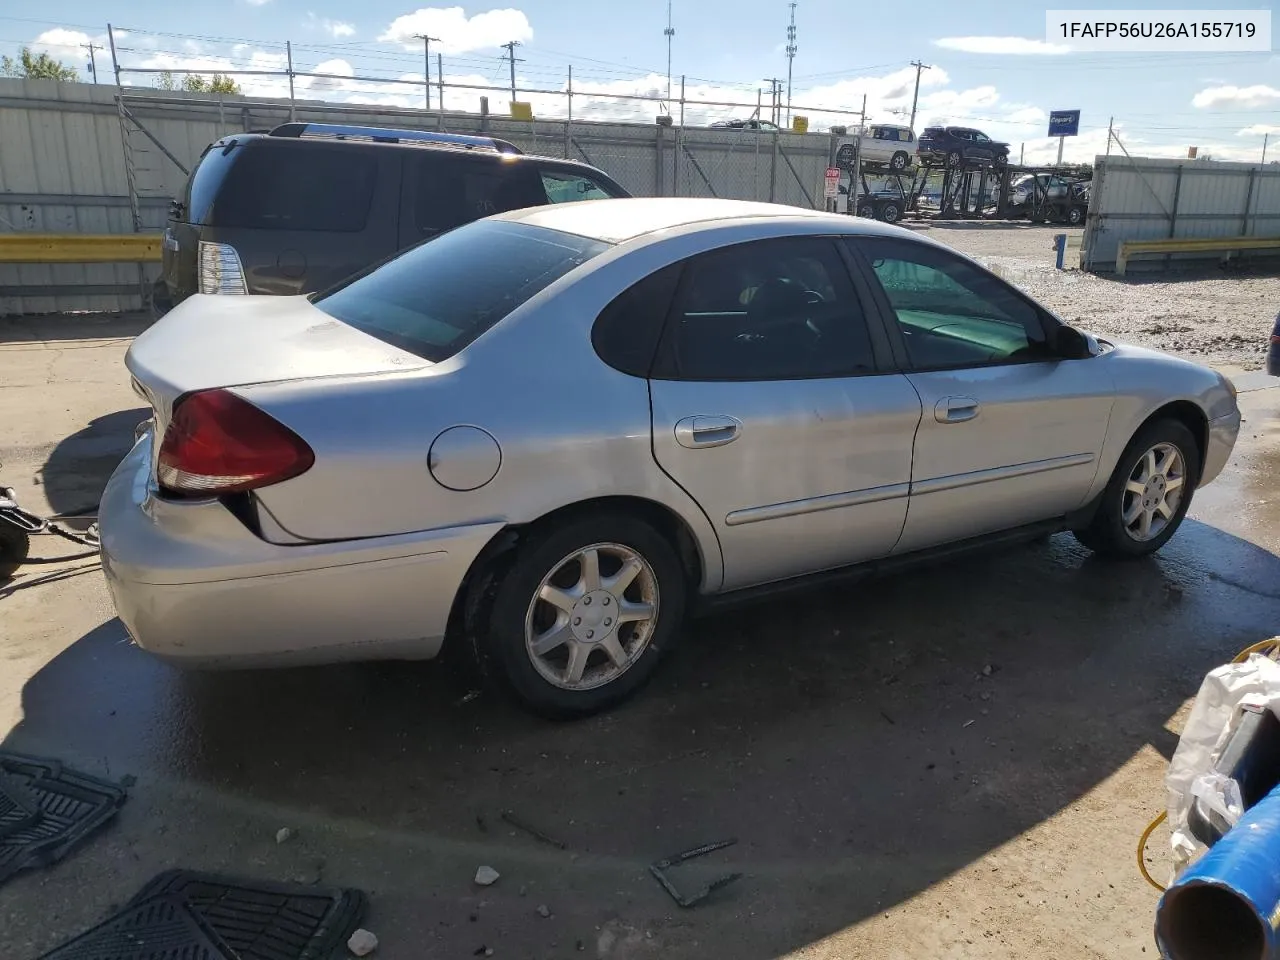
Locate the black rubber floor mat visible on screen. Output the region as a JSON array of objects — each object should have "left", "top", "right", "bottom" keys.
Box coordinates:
[
  {"left": 0, "top": 752, "right": 126, "bottom": 886},
  {"left": 129, "top": 870, "right": 367, "bottom": 960},
  {"left": 38, "top": 895, "right": 232, "bottom": 960}
]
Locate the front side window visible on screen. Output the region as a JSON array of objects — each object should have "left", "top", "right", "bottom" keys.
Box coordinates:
[
  {"left": 854, "top": 236, "right": 1050, "bottom": 370},
  {"left": 540, "top": 168, "right": 615, "bottom": 204},
  {"left": 211, "top": 142, "right": 377, "bottom": 232},
  {"left": 973, "top": 132, "right": 992, "bottom": 143},
  {"left": 411, "top": 155, "right": 548, "bottom": 236},
  {"left": 658, "top": 237, "right": 877, "bottom": 381},
  {"left": 314, "top": 220, "right": 609, "bottom": 362}
]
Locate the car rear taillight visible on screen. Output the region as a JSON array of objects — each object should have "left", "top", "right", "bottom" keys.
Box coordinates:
[
  {"left": 198, "top": 240, "right": 248, "bottom": 294},
  {"left": 1271, "top": 334, "right": 1280, "bottom": 345},
  {"left": 156, "top": 389, "right": 314, "bottom": 497}
]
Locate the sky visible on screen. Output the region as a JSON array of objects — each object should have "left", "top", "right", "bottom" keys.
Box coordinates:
[{"left": 2, "top": 0, "right": 1279, "bottom": 164}]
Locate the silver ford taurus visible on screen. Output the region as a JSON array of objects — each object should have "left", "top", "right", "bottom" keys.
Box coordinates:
[{"left": 100, "top": 198, "right": 1242, "bottom": 717}]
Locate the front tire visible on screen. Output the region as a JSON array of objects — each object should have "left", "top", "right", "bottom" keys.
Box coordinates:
[
  {"left": 890, "top": 151, "right": 909, "bottom": 171},
  {"left": 1074, "top": 419, "right": 1200, "bottom": 558},
  {"left": 481, "top": 512, "right": 687, "bottom": 718},
  {"left": 946, "top": 150, "right": 963, "bottom": 168},
  {"left": 878, "top": 200, "right": 903, "bottom": 223}
]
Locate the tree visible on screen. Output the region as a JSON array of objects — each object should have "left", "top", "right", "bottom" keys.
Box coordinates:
[
  {"left": 181, "top": 73, "right": 241, "bottom": 95},
  {"left": 154, "top": 70, "right": 241, "bottom": 95},
  {"left": 0, "top": 47, "right": 78, "bottom": 82}
]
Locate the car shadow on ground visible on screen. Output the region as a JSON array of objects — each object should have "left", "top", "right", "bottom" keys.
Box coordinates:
[
  {"left": 34, "top": 408, "right": 148, "bottom": 517},
  {"left": 6, "top": 515, "right": 1280, "bottom": 958}
]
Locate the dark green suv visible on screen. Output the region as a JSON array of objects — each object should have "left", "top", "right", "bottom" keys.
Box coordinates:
[{"left": 154, "top": 122, "right": 629, "bottom": 315}]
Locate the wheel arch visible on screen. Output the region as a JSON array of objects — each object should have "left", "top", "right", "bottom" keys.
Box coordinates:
[
  {"left": 1140, "top": 400, "right": 1209, "bottom": 478},
  {"left": 444, "top": 495, "right": 714, "bottom": 659}
]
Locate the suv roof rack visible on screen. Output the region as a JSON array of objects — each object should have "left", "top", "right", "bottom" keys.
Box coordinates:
[{"left": 268, "top": 122, "right": 522, "bottom": 155}]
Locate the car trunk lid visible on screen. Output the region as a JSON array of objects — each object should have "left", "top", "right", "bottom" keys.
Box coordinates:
[{"left": 127, "top": 293, "right": 428, "bottom": 433}]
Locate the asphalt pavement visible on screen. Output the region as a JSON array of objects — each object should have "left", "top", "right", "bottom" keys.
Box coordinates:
[{"left": 1, "top": 312, "right": 1278, "bottom": 960}]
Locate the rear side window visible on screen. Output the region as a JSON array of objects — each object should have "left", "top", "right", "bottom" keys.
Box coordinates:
[
  {"left": 539, "top": 167, "right": 617, "bottom": 203},
  {"left": 410, "top": 154, "right": 548, "bottom": 235},
  {"left": 592, "top": 264, "right": 682, "bottom": 376},
  {"left": 313, "top": 220, "right": 609, "bottom": 362},
  {"left": 210, "top": 142, "right": 377, "bottom": 232}
]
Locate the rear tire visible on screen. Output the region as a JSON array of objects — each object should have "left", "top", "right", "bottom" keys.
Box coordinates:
[
  {"left": 1073, "top": 419, "right": 1200, "bottom": 558},
  {"left": 947, "top": 150, "right": 963, "bottom": 168},
  {"left": 890, "top": 151, "right": 909, "bottom": 171},
  {"left": 0, "top": 522, "right": 30, "bottom": 582},
  {"left": 878, "top": 200, "right": 903, "bottom": 223},
  {"left": 481, "top": 512, "right": 687, "bottom": 718},
  {"left": 1067, "top": 206, "right": 1085, "bottom": 226}
]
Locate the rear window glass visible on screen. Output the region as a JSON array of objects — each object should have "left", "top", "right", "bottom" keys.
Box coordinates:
[
  {"left": 208, "top": 141, "right": 377, "bottom": 232},
  {"left": 410, "top": 154, "right": 547, "bottom": 235},
  {"left": 313, "top": 220, "right": 610, "bottom": 362}
]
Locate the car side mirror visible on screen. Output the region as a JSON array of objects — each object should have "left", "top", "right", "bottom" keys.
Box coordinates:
[{"left": 1053, "top": 324, "right": 1093, "bottom": 360}]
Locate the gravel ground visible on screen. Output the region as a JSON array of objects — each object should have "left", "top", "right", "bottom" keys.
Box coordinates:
[{"left": 917, "top": 223, "right": 1278, "bottom": 372}]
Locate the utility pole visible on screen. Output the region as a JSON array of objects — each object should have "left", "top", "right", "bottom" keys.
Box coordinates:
[
  {"left": 663, "top": 0, "right": 675, "bottom": 102},
  {"left": 785, "top": 2, "right": 797, "bottom": 128},
  {"left": 415, "top": 35, "right": 439, "bottom": 110},
  {"left": 907, "top": 60, "right": 931, "bottom": 133},
  {"left": 1105, "top": 116, "right": 1114, "bottom": 157},
  {"left": 82, "top": 42, "right": 103, "bottom": 84},
  {"left": 762, "top": 77, "right": 783, "bottom": 126},
  {"left": 1263, "top": 132, "right": 1269, "bottom": 164},
  {"left": 501, "top": 40, "right": 522, "bottom": 104}
]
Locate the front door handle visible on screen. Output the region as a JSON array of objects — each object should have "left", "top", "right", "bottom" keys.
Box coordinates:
[
  {"left": 934, "top": 396, "right": 980, "bottom": 424},
  {"left": 675, "top": 415, "right": 742, "bottom": 449}
]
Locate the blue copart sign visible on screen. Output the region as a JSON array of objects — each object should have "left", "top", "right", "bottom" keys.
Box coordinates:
[{"left": 1048, "top": 110, "right": 1080, "bottom": 137}]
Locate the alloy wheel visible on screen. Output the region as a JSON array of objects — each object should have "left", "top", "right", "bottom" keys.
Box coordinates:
[
  {"left": 524, "top": 542, "right": 660, "bottom": 691},
  {"left": 1121, "top": 442, "right": 1186, "bottom": 542}
]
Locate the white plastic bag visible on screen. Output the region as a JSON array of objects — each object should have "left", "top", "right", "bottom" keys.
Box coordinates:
[{"left": 1165, "top": 653, "right": 1280, "bottom": 874}]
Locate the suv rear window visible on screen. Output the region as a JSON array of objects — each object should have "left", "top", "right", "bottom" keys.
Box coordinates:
[
  {"left": 313, "top": 220, "right": 610, "bottom": 362},
  {"left": 205, "top": 141, "right": 377, "bottom": 232}
]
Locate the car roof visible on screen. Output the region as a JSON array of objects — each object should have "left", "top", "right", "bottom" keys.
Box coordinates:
[
  {"left": 211, "top": 131, "right": 603, "bottom": 172},
  {"left": 495, "top": 197, "right": 909, "bottom": 244}
]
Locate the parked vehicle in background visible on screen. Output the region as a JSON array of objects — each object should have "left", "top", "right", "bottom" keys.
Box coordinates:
[
  {"left": 711, "top": 118, "right": 779, "bottom": 131},
  {"left": 153, "top": 122, "right": 629, "bottom": 316},
  {"left": 918, "top": 126, "right": 1010, "bottom": 168},
  {"left": 103, "top": 198, "right": 1240, "bottom": 718},
  {"left": 837, "top": 125, "right": 917, "bottom": 172},
  {"left": 1268, "top": 313, "right": 1280, "bottom": 375},
  {"left": 1010, "top": 173, "right": 1091, "bottom": 225}
]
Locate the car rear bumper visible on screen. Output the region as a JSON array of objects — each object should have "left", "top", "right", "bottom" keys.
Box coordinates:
[
  {"left": 1267, "top": 342, "right": 1279, "bottom": 376},
  {"left": 99, "top": 434, "right": 504, "bottom": 668},
  {"left": 1201, "top": 409, "right": 1242, "bottom": 487}
]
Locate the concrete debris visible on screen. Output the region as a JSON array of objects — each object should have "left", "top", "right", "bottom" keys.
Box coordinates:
[
  {"left": 347, "top": 928, "right": 379, "bottom": 957},
  {"left": 275, "top": 827, "right": 293, "bottom": 844},
  {"left": 475, "top": 865, "right": 500, "bottom": 886}
]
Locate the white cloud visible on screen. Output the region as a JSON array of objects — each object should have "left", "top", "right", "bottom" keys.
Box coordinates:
[
  {"left": 245, "top": 0, "right": 272, "bottom": 6},
  {"left": 934, "top": 36, "right": 1070, "bottom": 55},
  {"left": 30, "top": 28, "right": 96, "bottom": 61},
  {"left": 306, "top": 58, "right": 355, "bottom": 91},
  {"left": 1192, "top": 84, "right": 1280, "bottom": 110},
  {"left": 379, "top": 6, "right": 533, "bottom": 54},
  {"left": 1238, "top": 124, "right": 1280, "bottom": 137},
  {"left": 324, "top": 20, "right": 356, "bottom": 38}
]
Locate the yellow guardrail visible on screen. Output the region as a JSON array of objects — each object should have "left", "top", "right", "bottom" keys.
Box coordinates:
[
  {"left": 0, "top": 233, "right": 162, "bottom": 264},
  {"left": 1117, "top": 235, "right": 1280, "bottom": 276}
]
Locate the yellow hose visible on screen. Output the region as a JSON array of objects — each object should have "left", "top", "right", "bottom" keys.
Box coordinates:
[{"left": 1136, "top": 638, "right": 1280, "bottom": 893}]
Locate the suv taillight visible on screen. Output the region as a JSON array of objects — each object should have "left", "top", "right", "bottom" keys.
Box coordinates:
[
  {"left": 156, "top": 389, "right": 314, "bottom": 497},
  {"left": 198, "top": 240, "right": 248, "bottom": 294}
]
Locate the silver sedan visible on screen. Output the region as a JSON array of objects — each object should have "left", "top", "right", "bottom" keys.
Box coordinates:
[{"left": 100, "top": 198, "right": 1242, "bottom": 717}]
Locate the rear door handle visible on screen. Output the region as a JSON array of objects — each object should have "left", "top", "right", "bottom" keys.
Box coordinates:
[
  {"left": 675, "top": 415, "right": 742, "bottom": 449},
  {"left": 934, "top": 396, "right": 980, "bottom": 424}
]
